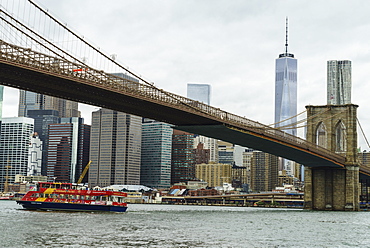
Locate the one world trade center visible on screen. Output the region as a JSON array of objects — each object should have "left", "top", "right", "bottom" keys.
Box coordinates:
[{"left": 274, "top": 18, "right": 297, "bottom": 175}]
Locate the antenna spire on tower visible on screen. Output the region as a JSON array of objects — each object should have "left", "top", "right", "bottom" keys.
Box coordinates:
[
  {"left": 285, "top": 17, "right": 289, "bottom": 54},
  {"left": 278, "top": 17, "right": 294, "bottom": 58}
]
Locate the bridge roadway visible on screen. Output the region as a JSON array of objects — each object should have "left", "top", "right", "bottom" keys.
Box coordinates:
[{"left": 1, "top": 40, "right": 370, "bottom": 179}]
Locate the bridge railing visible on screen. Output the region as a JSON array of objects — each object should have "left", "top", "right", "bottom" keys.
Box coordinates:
[{"left": 0, "top": 39, "right": 346, "bottom": 163}]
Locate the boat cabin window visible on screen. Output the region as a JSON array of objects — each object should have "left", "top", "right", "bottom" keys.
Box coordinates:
[{"left": 80, "top": 195, "right": 85, "bottom": 200}]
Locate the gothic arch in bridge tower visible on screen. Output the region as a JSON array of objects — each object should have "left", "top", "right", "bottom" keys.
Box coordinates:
[
  {"left": 335, "top": 120, "right": 347, "bottom": 153},
  {"left": 315, "top": 122, "right": 327, "bottom": 148}
]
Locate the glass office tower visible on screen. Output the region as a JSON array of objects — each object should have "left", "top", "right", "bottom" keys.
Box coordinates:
[
  {"left": 275, "top": 53, "right": 297, "bottom": 135},
  {"left": 141, "top": 119, "right": 172, "bottom": 189},
  {"left": 274, "top": 19, "right": 297, "bottom": 136},
  {"left": 187, "top": 83, "right": 211, "bottom": 105},
  {"left": 274, "top": 19, "right": 297, "bottom": 176}
]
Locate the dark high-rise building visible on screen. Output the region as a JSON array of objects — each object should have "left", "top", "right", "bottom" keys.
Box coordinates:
[
  {"left": 27, "top": 110, "right": 60, "bottom": 175},
  {"left": 46, "top": 117, "right": 90, "bottom": 183},
  {"left": 141, "top": 119, "right": 172, "bottom": 189},
  {"left": 171, "top": 130, "right": 195, "bottom": 184},
  {"left": 89, "top": 109, "right": 142, "bottom": 187},
  {"left": 250, "top": 151, "right": 278, "bottom": 192}
]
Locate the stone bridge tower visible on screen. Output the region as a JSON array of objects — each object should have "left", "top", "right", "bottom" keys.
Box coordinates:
[{"left": 304, "top": 104, "right": 359, "bottom": 211}]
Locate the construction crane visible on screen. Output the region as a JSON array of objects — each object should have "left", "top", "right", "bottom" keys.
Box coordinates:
[{"left": 77, "top": 161, "right": 92, "bottom": 184}]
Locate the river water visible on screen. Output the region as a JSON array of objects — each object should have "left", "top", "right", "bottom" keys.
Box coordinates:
[{"left": 1, "top": 201, "right": 370, "bottom": 247}]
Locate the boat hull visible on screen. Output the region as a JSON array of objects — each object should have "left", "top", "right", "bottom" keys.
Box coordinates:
[{"left": 16, "top": 200, "right": 127, "bottom": 212}]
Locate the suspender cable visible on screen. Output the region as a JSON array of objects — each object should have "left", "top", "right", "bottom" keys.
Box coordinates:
[{"left": 357, "top": 118, "right": 370, "bottom": 150}]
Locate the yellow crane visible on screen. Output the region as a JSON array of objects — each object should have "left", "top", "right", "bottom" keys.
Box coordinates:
[{"left": 77, "top": 160, "right": 92, "bottom": 184}]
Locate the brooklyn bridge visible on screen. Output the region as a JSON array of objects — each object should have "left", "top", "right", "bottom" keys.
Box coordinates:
[{"left": 1, "top": 0, "right": 370, "bottom": 210}]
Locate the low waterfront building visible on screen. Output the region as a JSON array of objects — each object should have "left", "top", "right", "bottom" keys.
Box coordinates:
[
  {"left": 187, "top": 188, "right": 218, "bottom": 196},
  {"left": 15, "top": 174, "right": 48, "bottom": 183}
]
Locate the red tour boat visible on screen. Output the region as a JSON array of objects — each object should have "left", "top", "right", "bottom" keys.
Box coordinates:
[{"left": 17, "top": 182, "right": 128, "bottom": 212}]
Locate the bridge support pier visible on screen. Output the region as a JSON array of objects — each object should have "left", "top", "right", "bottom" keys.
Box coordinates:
[
  {"left": 305, "top": 104, "right": 360, "bottom": 211},
  {"left": 304, "top": 165, "right": 359, "bottom": 211}
]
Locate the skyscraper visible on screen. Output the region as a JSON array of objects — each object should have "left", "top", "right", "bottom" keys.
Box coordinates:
[
  {"left": 274, "top": 18, "right": 297, "bottom": 176},
  {"left": 187, "top": 83, "right": 218, "bottom": 162},
  {"left": 250, "top": 151, "right": 278, "bottom": 192},
  {"left": 171, "top": 130, "right": 195, "bottom": 184},
  {"left": 0, "top": 117, "right": 35, "bottom": 191},
  {"left": 187, "top": 83, "right": 211, "bottom": 105},
  {"left": 46, "top": 117, "right": 90, "bottom": 183},
  {"left": 18, "top": 91, "right": 80, "bottom": 118},
  {"left": 89, "top": 109, "right": 142, "bottom": 187},
  {"left": 274, "top": 18, "right": 297, "bottom": 136},
  {"left": 327, "top": 60, "right": 351, "bottom": 105},
  {"left": 28, "top": 132, "right": 43, "bottom": 176},
  {"left": 141, "top": 119, "right": 172, "bottom": 189},
  {"left": 27, "top": 110, "right": 60, "bottom": 176}
]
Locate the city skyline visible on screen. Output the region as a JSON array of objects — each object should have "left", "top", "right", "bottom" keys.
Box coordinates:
[{"left": 2, "top": 1, "right": 370, "bottom": 150}]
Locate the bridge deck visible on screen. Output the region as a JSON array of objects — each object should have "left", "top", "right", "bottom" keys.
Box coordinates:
[{"left": 2, "top": 40, "right": 370, "bottom": 179}]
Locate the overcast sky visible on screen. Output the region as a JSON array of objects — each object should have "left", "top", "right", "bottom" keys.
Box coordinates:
[{"left": 3, "top": 0, "right": 370, "bottom": 149}]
